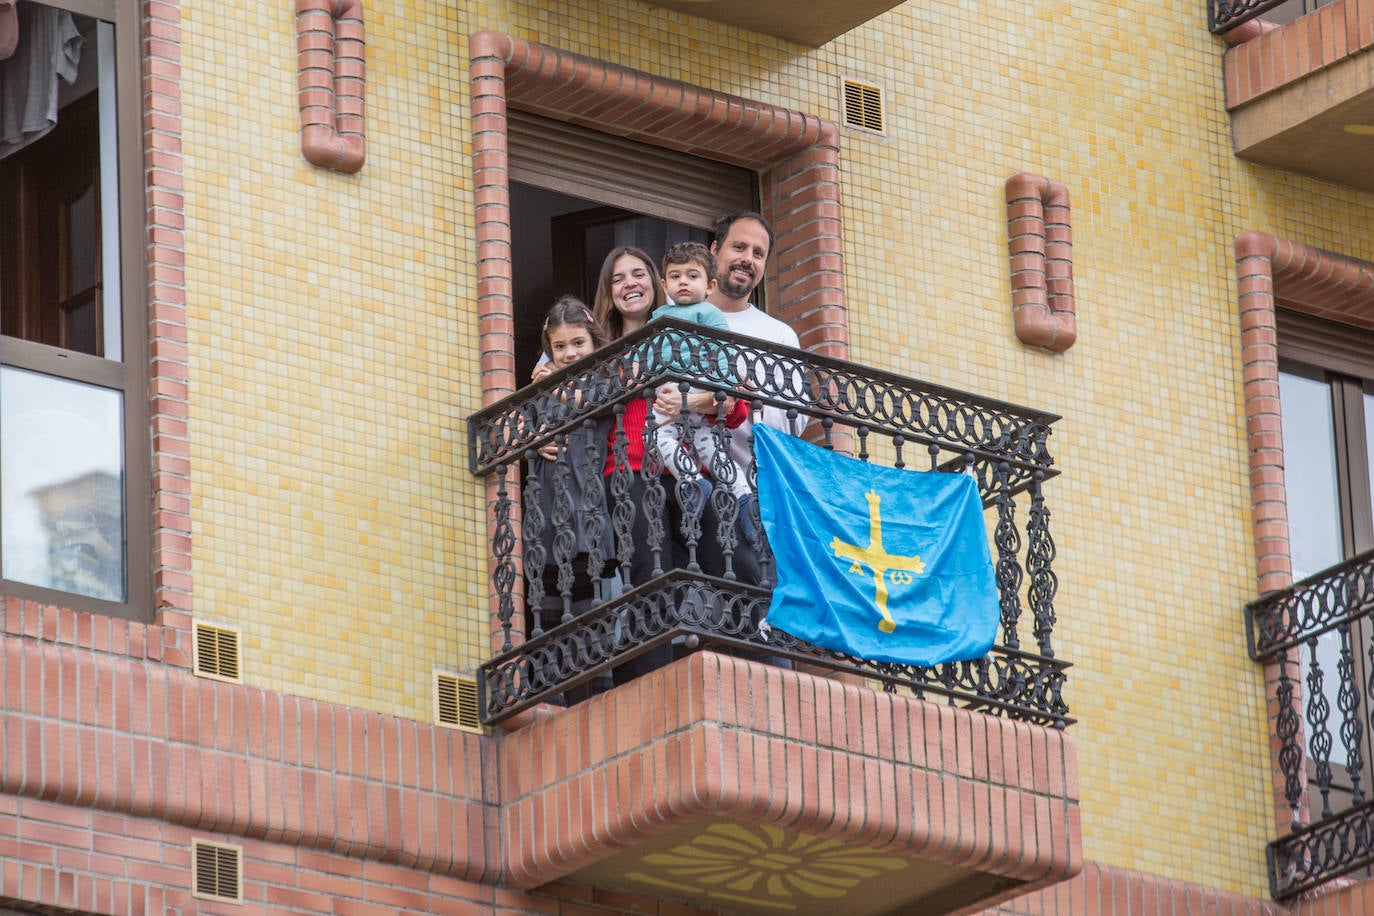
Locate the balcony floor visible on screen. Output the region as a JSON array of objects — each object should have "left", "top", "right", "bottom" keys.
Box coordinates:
[{"left": 498, "top": 652, "right": 1081, "bottom": 915}]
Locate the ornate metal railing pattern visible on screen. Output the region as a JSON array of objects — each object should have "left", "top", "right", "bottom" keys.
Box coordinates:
[
  {"left": 1246, "top": 548, "right": 1374, "bottom": 898},
  {"left": 1208, "top": 0, "right": 1287, "bottom": 33},
  {"left": 470, "top": 320, "right": 1071, "bottom": 727}
]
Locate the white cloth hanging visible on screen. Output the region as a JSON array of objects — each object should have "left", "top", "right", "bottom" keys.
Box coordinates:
[{"left": 0, "top": 2, "right": 83, "bottom": 158}]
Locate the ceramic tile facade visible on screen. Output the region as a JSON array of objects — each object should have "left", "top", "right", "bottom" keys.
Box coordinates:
[
  {"left": 7, "top": 0, "right": 1374, "bottom": 910},
  {"left": 179, "top": 0, "right": 1290, "bottom": 894}
]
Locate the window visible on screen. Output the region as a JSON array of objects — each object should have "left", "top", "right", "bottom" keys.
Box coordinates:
[
  {"left": 1279, "top": 310, "right": 1374, "bottom": 566},
  {"left": 0, "top": 0, "right": 148, "bottom": 618},
  {"left": 1278, "top": 309, "right": 1374, "bottom": 813},
  {"left": 507, "top": 112, "right": 756, "bottom": 383}
]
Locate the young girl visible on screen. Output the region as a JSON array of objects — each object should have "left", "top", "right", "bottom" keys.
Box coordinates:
[
  {"left": 525, "top": 297, "right": 612, "bottom": 643},
  {"left": 531, "top": 294, "right": 606, "bottom": 384}
]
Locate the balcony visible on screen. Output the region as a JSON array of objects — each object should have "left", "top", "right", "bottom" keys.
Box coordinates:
[
  {"left": 619, "top": 0, "right": 904, "bottom": 47},
  {"left": 1246, "top": 548, "right": 1374, "bottom": 898},
  {"left": 468, "top": 322, "right": 1080, "bottom": 915},
  {"left": 1212, "top": 0, "right": 1374, "bottom": 192}
]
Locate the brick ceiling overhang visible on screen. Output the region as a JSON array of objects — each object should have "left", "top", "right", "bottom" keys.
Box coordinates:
[{"left": 497, "top": 652, "right": 1081, "bottom": 916}]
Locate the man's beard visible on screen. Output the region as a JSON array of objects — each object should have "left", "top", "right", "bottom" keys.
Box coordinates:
[{"left": 717, "top": 262, "right": 756, "bottom": 299}]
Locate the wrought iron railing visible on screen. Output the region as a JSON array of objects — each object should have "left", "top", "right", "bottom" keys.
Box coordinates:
[
  {"left": 469, "top": 320, "right": 1072, "bottom": 728},
  {"left": 1209, "top": 0, "right": 1287, "bottom": 33},
  {"left": 1246, "top": 549, "right": 1374, "bottom": 898}
]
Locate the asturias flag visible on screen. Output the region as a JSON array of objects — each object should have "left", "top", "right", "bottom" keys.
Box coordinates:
[{"left": 754, "top": 425, "right": 998, "bottom": 666}]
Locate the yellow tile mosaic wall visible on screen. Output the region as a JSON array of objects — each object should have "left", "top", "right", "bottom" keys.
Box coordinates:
[{"left": 176, "top": 0, "right": 1374, "bottom": 898}]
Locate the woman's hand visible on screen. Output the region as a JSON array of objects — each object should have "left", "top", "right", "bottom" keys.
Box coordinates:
[
  {"left": 654, "top": 385, "right": 685, "bottom": 419},
  {"left": 654, "top": 386, "right": 736, "bottom": 418}
]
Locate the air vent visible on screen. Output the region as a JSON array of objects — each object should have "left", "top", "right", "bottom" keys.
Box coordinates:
[
  {"left": 435, "top": 672, "right": 483, "bottom": 733},
  {"left": 193, "top": 622, "right": 242, "bottom": 682},
  {"left": 843, "top": 78, "right": 885, "bottom": 134},
  {"left": 191, "top": 839, "right": 242, "bottom": 903}
]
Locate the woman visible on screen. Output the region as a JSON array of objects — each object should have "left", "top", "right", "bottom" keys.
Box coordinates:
[{"left": 591, "top": 248, "right": 758, "bottom": 681}]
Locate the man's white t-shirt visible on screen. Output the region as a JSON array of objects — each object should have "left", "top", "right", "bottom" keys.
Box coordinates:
[{"left": 719, "top": 305, "right": 806, "bottom": 469}]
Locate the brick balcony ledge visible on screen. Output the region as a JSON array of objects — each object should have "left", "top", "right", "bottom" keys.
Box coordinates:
[
  {"left": 1223, "top": 0, "right": 1374, "bottom": 191},
  {"left": 620, "top": 0, "right": 904, "bottom": 46},
  {"left": 498, "top": 652, "right": 1081, "bottom": 916}
]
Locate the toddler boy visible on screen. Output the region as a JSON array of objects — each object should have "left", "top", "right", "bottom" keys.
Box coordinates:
[{"left": 650, "top": 242, "right": 756, "bottom": 533}]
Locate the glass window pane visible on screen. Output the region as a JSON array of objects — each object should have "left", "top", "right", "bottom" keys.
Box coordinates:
[
  {"left": 65, "top": 292, "right": 99, "bottom": 354},
  {"left": 96, "top": 17, "right": 121, "bottom": 362},
  {"left": 1281, "top": 370, "right": 1348, "bottom": 768},
  {"left": 1366, "top": 389, "right": 1374, "bottom": 526},
  {"left": 1, "top": 366, "right": 125, "bottom": 601},
  {"left": 1280, "top": 371, "right": 1344, "bottom": 577}
]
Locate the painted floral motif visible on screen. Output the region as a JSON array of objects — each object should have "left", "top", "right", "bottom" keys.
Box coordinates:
[{"left": 625, "top": 822, "right": 908, "bottom": 910}]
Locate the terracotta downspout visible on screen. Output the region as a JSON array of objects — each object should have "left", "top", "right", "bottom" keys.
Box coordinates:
[
  {"left": 296, "top": 0, "right": 365, "bottom": 174},
  {"left": 1005, "top": 173, "right": 1077, "bottom": 353}
]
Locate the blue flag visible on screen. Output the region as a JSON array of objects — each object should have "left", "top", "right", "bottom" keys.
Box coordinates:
[{"left": 754, "top": 426, "right": 998, "bottom": 666}]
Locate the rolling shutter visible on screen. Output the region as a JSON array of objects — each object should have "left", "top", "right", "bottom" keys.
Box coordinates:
[
  {"left": 1278, "top": 309, "right": 1374, "bottom": 379},
  {"left": 507, "top": 110, "right": 755, "bottom": 229}
]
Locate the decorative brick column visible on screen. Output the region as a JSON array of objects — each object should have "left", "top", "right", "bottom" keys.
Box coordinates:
[{"left": 145, "top": 0, "right": 192, "bottom": 628}]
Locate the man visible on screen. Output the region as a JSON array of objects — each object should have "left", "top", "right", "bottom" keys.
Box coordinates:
[
  {"left": 655, "top": 212, "right": 805, "bottom": 471},
  {"left": 702, "top": 212, "right": 802, "bottom": 665},
  {"left": 706, "top": 212, "right": 807, "bottom": 465},
  {"left": 708, "top": 212, "right": 791, "bottom": 339}
]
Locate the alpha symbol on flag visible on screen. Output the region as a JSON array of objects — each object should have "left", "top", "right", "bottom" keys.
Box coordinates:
[{"left": 829, "top": 491, "right": 926, "bottom": 633}]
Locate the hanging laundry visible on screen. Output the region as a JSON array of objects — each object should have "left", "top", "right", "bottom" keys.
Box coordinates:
[{"left": 0, "top": 1, "right": 83, "bottom": 157}]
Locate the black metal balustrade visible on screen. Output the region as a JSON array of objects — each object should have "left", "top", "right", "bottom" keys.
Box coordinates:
[
  {"left": 469, "top": 320, "right": 1072, "bottom": 728},
  {"left": 1208, "top": 0, "right": 1288, "bottom": 32},
  {"left": 1246, "top": 549, "right": 1374, "bottom": 899}
]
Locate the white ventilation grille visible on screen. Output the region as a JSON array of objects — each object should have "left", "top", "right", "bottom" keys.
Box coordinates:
[
  {"left": 191, "top": 839, "right": 242, "bottom": 903},
  {"left": 435, "top": 672, "right": 483, "bottom": 733},
  {"left": 843, "top": 78, "right": 885, "bottom": 134},
  {"left": 193, "top": 622, "right": 242, "bottom": 682}
]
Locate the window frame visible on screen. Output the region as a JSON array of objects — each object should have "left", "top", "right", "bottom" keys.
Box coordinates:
[
  {"left": 0, "top": 0, "right": 150, "bottom": 620},
  {"left": 1277, "top": 308, "right": 1374, "bottom": 557},
  {"left": 1276, "top": 308, "right": 1374, "bottom": 824}
]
